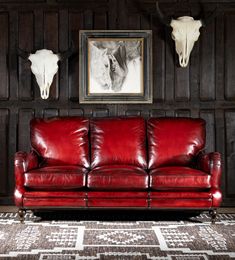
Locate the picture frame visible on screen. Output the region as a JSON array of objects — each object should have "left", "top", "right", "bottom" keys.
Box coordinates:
[{"left": 79, "top": 30, "right": 152, "bottom": 104}]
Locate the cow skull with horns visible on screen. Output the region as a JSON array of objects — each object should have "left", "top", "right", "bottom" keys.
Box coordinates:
[
  {"left": 18, "top": 47, "right": 73, "bottom": 99},
  {"left": 156, "top": 2, "right": 218, "bottom": 67}
]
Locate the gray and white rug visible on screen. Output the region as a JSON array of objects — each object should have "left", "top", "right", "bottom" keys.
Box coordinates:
[{"left": 0, "top": 211, "right": 234, "bottom": 259}]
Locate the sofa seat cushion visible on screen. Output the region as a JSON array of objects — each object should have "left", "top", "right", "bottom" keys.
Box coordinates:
[
  {"left": 24, "top": 166, "right": 87, "bottom": 190},
  {"left": 150, "top": 166, "right": 211, "bottom": 190},
  {"left": 87, "top": 165, "right": 149, "bottom": 190}
]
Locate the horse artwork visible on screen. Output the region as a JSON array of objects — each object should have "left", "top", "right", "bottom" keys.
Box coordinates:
[{"left": 88, "top": 39, "right": 143, "bottom": 94}]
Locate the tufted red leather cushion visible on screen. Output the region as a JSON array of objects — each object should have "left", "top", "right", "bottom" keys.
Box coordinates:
[
  {"left": 24, "top": 166, "right": 87, "bottom": 190},
  {"left": 90, "top": 117, "right": 147, "bottom": 168},
  {"left": 87, "top": 165, "right": 149, "bottom": 190},
  {"left": 150, "top": 166, "right": 211, "bottom": 190},
  {"left": 148, "top": 118, "right": 205, "bottom": 168},
  {"left": 30, "top": 117, "right": 89, "bottom": 167}
]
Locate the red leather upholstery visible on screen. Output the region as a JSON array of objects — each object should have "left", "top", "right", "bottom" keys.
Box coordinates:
[
  {"left": 197, "top": 152, "right": 222, "bottom": 189},
  {"left": 150, "top": 199, "right": 212, "bottom": 208},
  {"left": 25, "top": 166, "right": 87, "bottom": 190},
  {"left": 150, "top": 190, "right": 214, "bottom": 209},
  {"left": 23, "top": 198, "right": 86, "bottom": 207},
  {"left": 31, "top": 117, "right": 89, "bottom": 167},
  {"left": 90, "top": 117, "right": 147, "bottom": 168},
  {"left": 23, "top": 191, "right": 86, "bottom": 207},
  {"left": 87, "top": 165, "right": 148, "bottom": 190},
  {"left": 150, "top": 191, "right": 212, "bottom": 199},
  {"left": 148, "top": 118, "right": 205, "bottom": 168},
  {"left": 14, "top": 151, "right": 39, "bottom": 207},
  {"left": 150, "top": 167, "right": 211, "bottom": 190},
  {"left": 14, "top": 117, "right": 222, "bottom": 213},
  {"left": 87, "top": 191, "right": 148, "bottom": 207}
]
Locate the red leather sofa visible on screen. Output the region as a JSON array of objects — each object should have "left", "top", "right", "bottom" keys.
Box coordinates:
[{"left": 14, "top": 117, "right": 222, "bottom": 223}]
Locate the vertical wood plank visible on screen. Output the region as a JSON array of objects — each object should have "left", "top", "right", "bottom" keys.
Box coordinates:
[
  {"left": 8, "top": 108, "right": 17, "bottom": 194},
  {"left": 18, "top": 12, "right": 34, "bottom": 100},
  {"left": 200, "top": 20, "right": 215, "bottom": 100},
  {"left": 175, "top": 66, "right": 190, "bottom": 101},
  {"left": 0, "top": 109, "right": 9, "bottom": 195},
  {"left": 165, "top": 27, "right": 175, "bottom": 102},
  {"left": 190, "top": 40, "right": 200, "bottom": 102},
  {"left": 108, "top": 0, "right": 118, "bottom": 29},
  {"left": 18, "top": 109, "right": 34, "bottom": 152},
  {"left": 215, "top": 109, "right": 226, "bottom": 198},
  {"left": 200, "top": 110, "right": 215, "bottom": 152},
  {"left": 59, "top": 10, "right": 69, "bottom": 101},
  {"left": 34, "top": 9, "right": 43, "bottom": 50},
  {"left": 69, "top": 12, "right": 84, "bottom": 100},
  {"left": 225, "top": 110, "right": 235, "bottom": 196},
  {"left": 128, "top": 14, "right": 141, "bottom": 29},
  {"left": 33, "top": 9, "right": 43, "bottom": 100},
  {"left": 9, "top": 11, "right": 18, "bottom": 100},
  {"left": 0, "top": 13, "right": 9, "bottom": 100},
  {"left": 94, "top": 12, "right": 107, "bottom": 30},
  {"left": 118, "top": 0, "right": 127, "bottom": 30},
  {"left": 225, "top": 13, "right": 235, "bottom": 100},
  {"left": 152, "top": 15, "right": 165, "bottom": 101},
  {"left": 44, "top": 12, "right": 59, "bottom": 99},
  {"left": 215, "top": 15, "right": 224, "bottom": 101}
]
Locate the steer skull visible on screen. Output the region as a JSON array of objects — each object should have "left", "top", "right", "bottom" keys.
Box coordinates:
[
  {"left": 170, "top": 17, "right": 202, "bottom": 67},
  {"left": 156, "top": 2, "right": 218, "bottom": 67},
  {"left": 29, "top": 50, "right": 59, "bottom": 99},
  {"left": 18, "top": 46, "right": 73, "bottom": 99}
]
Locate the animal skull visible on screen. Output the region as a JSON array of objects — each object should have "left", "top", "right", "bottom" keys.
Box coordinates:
[
  {"left": 155, "top": 2, "right": 218, "bottom": 67},
  {"left": 170, "top": 17, "right": 202, "bottom": 67},
  {"left": 28, "top": 50, "right": 59, "bottom": 99},
  {"left": 18, "top": 46, "right": 73, "bottom": 99}
]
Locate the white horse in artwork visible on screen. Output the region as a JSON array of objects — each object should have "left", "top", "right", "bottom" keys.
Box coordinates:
[{"left": 89, "top": 41, "right": 141, "bottom": 93}]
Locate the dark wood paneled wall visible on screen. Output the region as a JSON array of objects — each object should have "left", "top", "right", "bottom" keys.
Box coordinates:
[{"left": 0, "top": 0, "right": 235, "bottom": 206}]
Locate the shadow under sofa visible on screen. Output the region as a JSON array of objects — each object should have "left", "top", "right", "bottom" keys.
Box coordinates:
[{"left": 14, "top": 116, "right": 222, "bottom": 223}]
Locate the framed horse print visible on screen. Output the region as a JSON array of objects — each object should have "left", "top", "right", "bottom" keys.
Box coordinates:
[{"left": 79, "top": 30, "right": 152, "bottom": 103}]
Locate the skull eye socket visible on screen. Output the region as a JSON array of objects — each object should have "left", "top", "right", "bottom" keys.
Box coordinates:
[{"left": 171, "top": 33, "right": 175, "bottom": 40}]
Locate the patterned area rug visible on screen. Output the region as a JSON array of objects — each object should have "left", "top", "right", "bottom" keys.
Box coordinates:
[{"left": 0, "top": 211, "right": 234, "bottom": 259}]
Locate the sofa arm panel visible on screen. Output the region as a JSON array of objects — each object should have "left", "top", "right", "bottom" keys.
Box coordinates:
[
  {"left": 197, "top": 151, "right": 222, "bottom": 189},
  {"left": 211, "top": 188, "right": 222, "bottom": 207},
  {"left": 14, "top": 151, "right": 39, "bottom": 207}
]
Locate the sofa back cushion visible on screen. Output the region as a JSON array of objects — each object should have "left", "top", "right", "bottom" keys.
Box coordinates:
[
  {"left": 147, "top": 118, "right": 205, "bottom": 169},
  {"left": 90, "top": 117, "right": 147, "bottom": 169},
  {"left": 30, "top": 117, "right": 89, "bottom": 168}
]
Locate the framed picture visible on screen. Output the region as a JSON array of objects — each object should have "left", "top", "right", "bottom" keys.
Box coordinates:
[{"left": 79, "top": 30, "right": 152, "bottom": 103}]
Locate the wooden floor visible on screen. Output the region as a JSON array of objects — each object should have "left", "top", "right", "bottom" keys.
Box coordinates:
[{"left": 0, "top": 206, "right": 235, "bottom": 213}]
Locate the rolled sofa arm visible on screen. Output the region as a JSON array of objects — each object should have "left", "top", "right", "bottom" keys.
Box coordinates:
[
  {"left": 14, "top": 151, "right": 39, "bottom": 207},
  {"left": 197, "top": 151, "right": 222, "bottom": 189}
]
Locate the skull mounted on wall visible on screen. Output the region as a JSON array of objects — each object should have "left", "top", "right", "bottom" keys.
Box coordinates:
[
  {"left": 18, "top": 46, "right": 73, "bottom": 99},
  {"left": 155, "top": 2, "right": 218, "bottom": 67}
]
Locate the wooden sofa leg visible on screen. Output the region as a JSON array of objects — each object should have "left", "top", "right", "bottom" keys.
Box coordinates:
[
  {"left": 18, "top": 209, "right": 26, "bottom": 223},
  {"left": 209, "top": 209, "right": 217, "bottom": 224}
]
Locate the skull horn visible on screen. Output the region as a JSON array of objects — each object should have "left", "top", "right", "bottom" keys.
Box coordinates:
[
  {"left": 17, "top": 48, "right": 30, "bottom": 59},
  {"left": 200, "top": 7, "right": 218, "bottom": 27},
  {"left": 58, "top": 42, "right": 75, "bottom": 61},
  {"left": 155, "top": 1, "right": 171, "bottom": 27}
]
